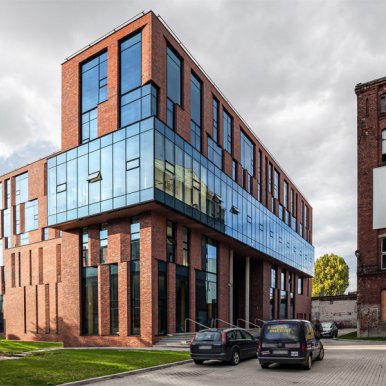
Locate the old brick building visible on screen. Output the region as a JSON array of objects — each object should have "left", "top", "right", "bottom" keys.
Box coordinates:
[
  {"left": 0, "top": 11, "right": 314, "bottom": 347},
  {"left": 356, "top": 77, "right": 386, "bottom": 337}
]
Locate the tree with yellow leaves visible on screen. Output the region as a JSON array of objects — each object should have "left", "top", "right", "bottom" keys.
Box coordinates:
[{"left": 312, "top": 253, "right": 349, "bottom": 297}]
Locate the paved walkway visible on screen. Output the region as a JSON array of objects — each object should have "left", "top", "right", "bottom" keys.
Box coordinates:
[{"left": 92, "top": 340, "right": 386, "bottom": 386}]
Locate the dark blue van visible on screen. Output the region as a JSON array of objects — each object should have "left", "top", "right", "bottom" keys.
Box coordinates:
[{"left": 258, "top": 320, "right": 324, "bottom": 370}]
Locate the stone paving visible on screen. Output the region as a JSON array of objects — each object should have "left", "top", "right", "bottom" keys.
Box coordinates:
[{"left": 92, "top": 339, "right": 386, "bottom": 386}]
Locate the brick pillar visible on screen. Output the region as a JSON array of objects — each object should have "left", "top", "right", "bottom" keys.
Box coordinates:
[
  {"left": 118, "top": 262, "right": 129, "bottom": 337},
  {"left": 167, "top": 263, "right": 176, "bottom": 334},
  {"left": 88, "top": 226, "right": 100, "bottom": 266},
  {"left": 98, "top": 264, "right": 110, "bottom": 336},
  {"left": 60, "top": 229, "right": 81, "bottom": 345},
  {"left": 139, "top": 213, "right": 154, "bottom": 345}
]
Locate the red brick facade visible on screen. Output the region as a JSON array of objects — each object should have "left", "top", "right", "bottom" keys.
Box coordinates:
[
  {"left": 0, "top": 11, "right": 313, "bottom": 346},
  {"left": 356, "top": 78, "right": 386, "bottom": 337}
]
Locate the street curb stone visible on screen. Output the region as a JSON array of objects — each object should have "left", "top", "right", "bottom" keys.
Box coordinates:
[{"left": 59, "top": 359, "right": 193, "bottom": 386}]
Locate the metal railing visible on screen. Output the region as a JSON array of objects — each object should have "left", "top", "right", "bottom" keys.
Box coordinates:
[
  {"left": 237, "top": 318, "right": 261, "bottom": 330},
  {"left": 254, "top": 318, "right": 266, "bottom": 327},
  {"left": 184, "top": 318, "right": 209, "bottom": 333},
  {"left": 214, "top": 318, "right": 238, "bottom": 329}
]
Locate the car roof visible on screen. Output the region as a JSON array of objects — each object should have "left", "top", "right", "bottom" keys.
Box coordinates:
[{"left": 263, "top": 319, "right": 310, "bottom": 325}]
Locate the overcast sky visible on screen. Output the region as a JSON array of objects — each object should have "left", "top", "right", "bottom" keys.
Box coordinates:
[{"left": 2, "top": 0, "right": 384, "bottom": 291}]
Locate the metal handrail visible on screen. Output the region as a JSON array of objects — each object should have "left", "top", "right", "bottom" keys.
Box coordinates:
[
  {"left": 215, "top": 318, "right": 238, "bottom": 328},
  {"left": 184, "top": 318, "right": 209, "bottom": 333},
  {"left": 237, "top": 318, "right": 261, "bottom": 329},
  {"left": 254, "top": 318, "right": 265, "bottom": 327}
]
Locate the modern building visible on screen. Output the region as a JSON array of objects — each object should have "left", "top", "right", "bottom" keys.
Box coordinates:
[
  {"left": 0, "top": 11, "right": 314, "bottom": 347},
  {"left": 356, "top": 77, "right": 386, "bottom": 337}
]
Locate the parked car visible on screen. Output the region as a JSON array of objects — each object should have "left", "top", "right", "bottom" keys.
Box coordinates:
[
  {"left": 258, "top": 320, "right": 324, "bottom": 370},
  {"left": 321, "top": 322, "right": 339, "bottom": 338},
  {"left": 190, "top": 328, "right": 258, "bottom": 365}
]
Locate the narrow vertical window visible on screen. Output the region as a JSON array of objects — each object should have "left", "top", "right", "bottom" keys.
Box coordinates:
[
  {"left": 212, "top": 98, "right": 219, "bottom": 142},
  {"left": 166, "top": 220, "right": 176, "bottom": 263},
  {"left": 223, "top": 110, "right": 232, "bottom": 153},
  {"left": 82, "top": 228, "right": 89, "bottom": 266},
  {"left": 166, "top": 47, "right": 182, "bottom": 129},
  {"left": 130, "top": 217, "right": 140, "bottom": 335},
  {"left": 297, "top": 277, "right": 303, "bottom": 295},
  {"left": 15, "top": 173, "right": 28, "bottom": 204},
  {"left": 365, "top": 97, "right": 369, "bottom": 117},
  {"left": 232, "top": 160, "right": 237, "bottom": 181},
  {"left": 257, "top": 150, "right": 262, "bottom": 202},
  {"left": 81, "top": 52, "right": 107, "bottom": 143},
  {"left": 381, "top": 238, "right": 386, "bottom": 269},
  {"left": 5, "top": 179, "right": 11, "bottom": 208},
  {"left": 100, "top": 223, "right": 108, "bottom": 263},
  {"left": 120, "top": 32, "right": 142, "bottom": 127},
  {"left": 158, "top": 261, "right": 167, "bottom": 335},
  {"left": 381, "top": 95, "right": 386, "bottom": 114},
  {"left": 182, "top": 227, "right": 190, "bottom": 266},
  {"left": 190, "top": 73, "right": 202, "bottom": 151},
  {"left": 382, "top": 129, "right": 386, "bottom": 162},
  {"left": 110, "top": 264, "right": 118, "bottom": 335},
  {"left": 81, "top": 267, "right": 98, "bottom": 335}
]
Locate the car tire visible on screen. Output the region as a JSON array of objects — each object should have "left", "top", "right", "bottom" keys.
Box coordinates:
[
  {"left": 302, "top": 354, "right": 312, "bottom": 370},
  {"left": 229, "top": 349, "right": 240, "bottom": 366},
  {"left": 194, "top": 359, "right": 204, "bottom": 365},
  {"left": 317, "top": 346, "right": 325, "bottom": 361},
  {"left": 260, "top": 363, "right": 269, "bottom": 369}
]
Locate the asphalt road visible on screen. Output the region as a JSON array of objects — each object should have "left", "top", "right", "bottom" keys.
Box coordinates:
[{"left": 91, "top": 339, "right": 386, "bottom": 386}]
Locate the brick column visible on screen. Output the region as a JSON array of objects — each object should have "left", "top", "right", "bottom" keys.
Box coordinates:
[{"left": 98, "top": 264, "right": 110, "bottom": 336}]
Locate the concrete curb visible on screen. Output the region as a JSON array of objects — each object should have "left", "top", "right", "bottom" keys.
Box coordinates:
[{"left": 59, "top": 359, "right": 193, "bottom": 385}]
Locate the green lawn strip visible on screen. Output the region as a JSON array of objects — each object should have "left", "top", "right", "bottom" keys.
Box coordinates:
[
  {"left": 0, "top": 349, "right": 190, "bottom": 386},
  {"left": 0, "top": 339, "right": 63, "bottom": 355},
  {"left": 338, "top": 331, "right": 386, "bottom": 341}
]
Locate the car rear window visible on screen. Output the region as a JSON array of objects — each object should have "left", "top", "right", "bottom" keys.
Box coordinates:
[
  {"left": 195, "top": 331, "right": 221, "bottom": 342},
  {"left": 262, "top": 323, "right": 301, "bottom": 342}
]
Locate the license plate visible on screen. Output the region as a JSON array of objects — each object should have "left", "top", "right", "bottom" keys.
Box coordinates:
[
  {"left": 291, "top": 351, "right": 299, "bottom": 357},
  {"left": 199, "top": 345, "right": 212, "bottom": 350},
  {"left": 273, "top": 349, "right": 288, "bottom": 355}
]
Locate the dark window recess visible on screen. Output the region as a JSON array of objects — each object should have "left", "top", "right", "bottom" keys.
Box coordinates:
[
  {"left": 382, "top": 129, "right": 386, "bottom": 162},
  {"left": 158, "top": 261, "right": 167, "bottom": 335},
  {"left": 130, "top": 260, "right": 140, "bottom": 335},
  {"left": 81, "top": 267, "right": 98, "bottom": 336},
  {"left": 381, "top": 238, "right": 386, "bottom": 270},
  {"left": 100, "top": 223, "right": 108, "bottom": 263},
  {"left": 381, "top": 95, "right": 386, "bottom": 114},
  {"left": 82, "top": 228, "right": 89, "bottom": 266},
  {"left": 110, "top": 264, "right": 118, "bottom": 335},
  {"left": 130, "top": 218, "right": 140, "bottom": 260},
  {"left": 167, "top": 47, "right": 182, "bottom": 129},
  {"left": 166, "top": 220, "right": 176, "bottom": 263}
]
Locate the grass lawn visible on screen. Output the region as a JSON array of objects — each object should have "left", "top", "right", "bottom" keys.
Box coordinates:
[
  {"left": 0, "top": 349, "right": 190, "bottom": 386},
  {"left": 0, "top": 338, "right": 63, "bottom": 355},
  {"left": 338, "top": 331, "right": 386, "bottom": 341}
]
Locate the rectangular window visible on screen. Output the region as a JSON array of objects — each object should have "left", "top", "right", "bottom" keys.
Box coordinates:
[
  {"left": 281, "top": 270, "right": 286, "bottom": 290},
  {"left": 280, "top": 290, "right": 287, "bottom": 319},
  {"left": 166, "top": 220, "right": 176, "bottom": 263},
  {"left": 271, "top": 266, "right": 277, "bottom": 288},
  {"left": 167, "top": 47, "right": 182, "bottom": 129},
  {"left": 212, "top": 98, "right": 219, "bottom": 142},
  {"left": 291, "top": 188, "right": 295, "bottom": 214},
  {"left": 232, "top": 160, "right": 237, "bottom": 181},
  {"left": 176, "top": 265, "right": 189, "bottom": 332},
  {"left": 382, "top": 130, "right": 386, "bottom": 162},
  {"left": 130, "top": 259, "right": 140, "bottom": 335},
  {"left": 43, "top": 227, "right": 50, "bottom": 241},
  {"left": 284, "top": 181, "right": 288, "bottom": 209},
  {"left": 5, "top": 179, "right": 11, "bottom": 208},
  {"left": 158, "top": 261, "right": 167, "bottom": 335},
  {"left": 100, "top": 223, "right": 108, "bottom": 263},
  {"left": 182, "top": 227, "right": 190, "bottom": 266},
  {"left": 190, "top": 73, "right": 201, "bottom": 151},
  {"left": 381, "top": 238, "right": 386, "bottom": 269},
  {"left": 130, "top": 218, "right": 140, "bottom": 260},
  {"left": 110, "top": 264, "right": 118, "bottom": 335},
  {"left": 15, "top": 205, "right": 21, "bottom": 234},
  {"left": 81, "top": 51, "right": 107, "bottom": 143},
  {"left": 240, "top": 131, "right": 254, "bottom": 176},
  {"left": 81, "top": 267, "right": 98, "bottom": 336},
  {"left": 82, "top": 228, "right": 89, "bottom": 266},
  {"left": 25, "top": 199, "right": 38, "bottom": 231},
  {"left": 15, "top": 172, "right": 28, "bottom": 204},
  {"left": 223, "top": 111, "right": 232, "bottom": 153},
  {"left": 381, "top": 95, "right": 386, "bottom": 114},
  {"left": 202, "top": 236, "right": 217, "bottom": 274},
  {"left": 3, "top": 209, "right": 11, "bottom": 238},
  {"left": 297, "top": 277, "right": 303, "bottom": 295},
  {"left": 274, "top": 170, "right": 280, "bottom": 200},
  {"left": 257, "top": 150, "right": 262, "bottom": 202},
  {"left": 20, "top": 232, "right": 29, "bottom": 246}
]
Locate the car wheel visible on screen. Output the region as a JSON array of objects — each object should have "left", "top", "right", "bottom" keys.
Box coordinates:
[
  {"left": 317, "top": 346, "right": 325, "bottom": 361},
  {"left": 229, "top": 349, "right": 240, "bottom": 366},
  {"left": 302, "top": 354, "right": 312, "bottom": 370},
  {"left": 194, "top": 359, "right": 204, "bottom": 365},
  {"left": 260, "top": 363, "right": 269, "bottom": 369}
]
